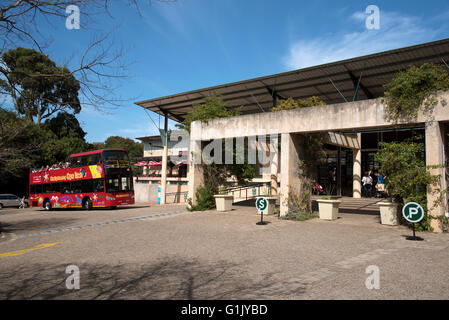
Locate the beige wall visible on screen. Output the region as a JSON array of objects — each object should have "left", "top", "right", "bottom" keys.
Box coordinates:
[
  {"left": 188, "top": 91, "right": 449, "bottom": 232},
  {"left": 191, "top": 91, "right": 449, "bottom": 140},
  {"left": 134, "top": 177, "right": 189, "bottom": 204}
]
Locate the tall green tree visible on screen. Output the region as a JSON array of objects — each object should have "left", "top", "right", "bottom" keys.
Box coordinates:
[
  {"left": 0, "top": 108, "right": 42, "bottom": 194},
  {"left": 103, "top": 136, "right": 143, "bottom": 159},
  {"left": 0, "top": 47, "right": 81, "bottom": 124},
  {"left": 0, "top": 108, "right": 91, "bottom": 194},
  {"left": 0, "top": 108, "right": 41, "bottom": 177},
  {"left": 44, "top": 112, "right": 87, "bottom": 140}
]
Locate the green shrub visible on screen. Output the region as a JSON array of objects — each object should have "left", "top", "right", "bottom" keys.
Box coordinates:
[
  {"left": 272, "top": 96, "right": 325, "bottom": 112},
  {"left": 375, "top": 137, "right": 440, "bottom": 231},
  {"left": 187, "top": 184, "right": 216, "bottom": 212}
]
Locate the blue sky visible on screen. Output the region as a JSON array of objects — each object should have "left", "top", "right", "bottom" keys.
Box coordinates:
[{"left": 24, "top": 0, "right": 449, "bottom": 142}]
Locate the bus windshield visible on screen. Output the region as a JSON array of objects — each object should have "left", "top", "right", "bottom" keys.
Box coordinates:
[
  {"left": 102, "top": 150, "right": 130, "bottom": 168},
  {"left": 105, "top": 175, "right": 133, "bottom": 193}
]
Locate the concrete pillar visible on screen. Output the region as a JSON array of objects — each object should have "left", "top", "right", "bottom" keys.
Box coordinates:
[
  {"left": 160, "top": 114, "right": 169, "bottom": 205},
  {"left": 280, "top": 133, "right": 303, "bottom": 217},
  {"left": 187, "top": 139, "right": 203, "bottom": 206},
  {"left": 270, "top": 135, "right": 279, "bottom": 196},
  {"left": 353, "top": 133, "right": 362, "bottom": 198},
  {"left": 260, "top": 136, "right": 279, "bottom": 195},
  {"left": 160, "top": 145, "right": 168, "bottom": 205},
  {"left": 337, "top": 147, "right": 341, "bottom": 197},
  {"left": 425, "top": 121, "right": 445, "bottom": 233}
]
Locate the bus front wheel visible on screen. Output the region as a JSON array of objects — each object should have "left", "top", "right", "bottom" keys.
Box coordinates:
[
  {"left": 83, "top": 198, "right": 93, "bottom": 211},
  {"left": 44, "top": 200, "right": 52, "bottom": 211}
]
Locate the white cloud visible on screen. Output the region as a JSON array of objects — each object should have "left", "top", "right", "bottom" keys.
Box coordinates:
[
  {"left": 283, "top": 11, "right": 441, "bottom": 70},
  {"left": 350, "top": 11, "right": 366, "bottom": 22}
]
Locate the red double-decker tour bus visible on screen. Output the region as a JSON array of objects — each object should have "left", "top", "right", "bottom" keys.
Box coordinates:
[{"left": 29, "top": 149, "right": 135, "bottom": 210}]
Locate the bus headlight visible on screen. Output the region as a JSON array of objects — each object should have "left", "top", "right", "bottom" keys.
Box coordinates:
[{"left": 106, "top": 196, "right": 116, "bottom": 201}]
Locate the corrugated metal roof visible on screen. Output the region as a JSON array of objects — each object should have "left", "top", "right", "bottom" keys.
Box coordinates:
[{"left": 135, "top": 38, "right": 449, "bottom": 123}]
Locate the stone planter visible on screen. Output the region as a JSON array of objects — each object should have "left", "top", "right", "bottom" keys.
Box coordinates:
[
  {"left": 262, "top": 196, "right": 277, "bottom": 215},
  {"left": 316, "top": 199, "right": 341, "bottom": 220},
  {"left": 377, "top": 201, "right": 400, "bottom": 226},
  {"left": 214, "top": 195, "right": 233, "bottom": 212}
]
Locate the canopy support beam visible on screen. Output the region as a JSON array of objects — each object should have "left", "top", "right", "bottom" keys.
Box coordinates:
[{"left": 160, "top": 111, "right": 169, "bottom": 205}]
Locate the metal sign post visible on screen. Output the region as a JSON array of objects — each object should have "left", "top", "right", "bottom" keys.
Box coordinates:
[
  {"left": 255, "top": 197, "right": 268, "bottom": 225},
  {"left": 402, "top": 202, "right": 425, "bottom": 241}
]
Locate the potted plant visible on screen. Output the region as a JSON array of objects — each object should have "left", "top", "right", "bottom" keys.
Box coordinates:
[
  {"left": 377, "top": 197, "right": 400, "bottom": 226},
  {"left": 214, "top": 187, "right": 233, "bottom": 212},
  {"left": 316, "top": 183, "right": 340, "bottom": 220},
  {"left": 316, "top": 196, "right": 341, "bottom": 220}
]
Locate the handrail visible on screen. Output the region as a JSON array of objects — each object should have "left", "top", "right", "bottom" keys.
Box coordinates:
[
  {"left": 223, "top": 182, "right": 270, "bottom": 193},
  {"left": 224, "top": 182, "right": 272, "bottom": 201}
]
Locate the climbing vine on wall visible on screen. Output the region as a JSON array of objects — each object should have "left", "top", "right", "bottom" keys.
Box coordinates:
[
  {"left": 383, "top": 63, "right": 449, "bottom": 121},
  {"left": 271, "top": 96, "right": 326, "bottom": 112}
]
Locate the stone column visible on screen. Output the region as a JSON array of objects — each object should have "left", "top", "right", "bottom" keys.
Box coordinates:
[
  {"left": 270, "top": 135, "right": 279, "bottom": 196},
  {"left": 280, "top": 133, "right": 303, "bottom": 217},
  {"left": 260, "top": 136, "right": 279, "bottom": 195},
  {"left": 353, "top": 133, "right": 362, "bottom": 199},
  {"left": 160, "top": 145, "right": 168, "bottom": 205},
  {"left": 425, "top": 121, "right": 445, "bottom": 233},
  {"left": 187, "top": 139, "right": 203, "bottom": 207}
]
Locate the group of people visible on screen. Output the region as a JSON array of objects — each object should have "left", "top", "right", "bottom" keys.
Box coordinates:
[
  {"left": 31, "top": 162, "right": 71, "bottom": 173},
  {"left": 362, "top": 170, "right": 386, "bottom": 198}
]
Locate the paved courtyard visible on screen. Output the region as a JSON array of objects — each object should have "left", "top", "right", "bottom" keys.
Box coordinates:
[{"left": 0, "top": 203, "right": 448, "bottom": 299}]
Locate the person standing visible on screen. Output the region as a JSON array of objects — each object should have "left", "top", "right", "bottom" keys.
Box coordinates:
[
  {"left": 371, "top": 170, "right": 378, "bottom": 197},
  {"left": 362, "top": 172, "right": 373, "bottom": 198}
]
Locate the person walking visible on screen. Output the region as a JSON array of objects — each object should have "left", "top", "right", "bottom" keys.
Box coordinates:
[
  {"left": 362, "top": 171, "right": 373, "bottom": 198},
  {"left": 19, "top": 196, "right": 26, "bottom": 209}
]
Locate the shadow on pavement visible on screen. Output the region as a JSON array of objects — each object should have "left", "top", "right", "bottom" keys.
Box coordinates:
[
  {"left": 0, "top": 256, "right": 305, "bottom": 299},
  {"left": 33, "top": 205, "right": 152, "bottom": 212},
  {"left": 233, "top": 199, "right": 257, "bottom": 207},
  {"left": 0, "top": 217, "right": 80, "bottom": 234}
]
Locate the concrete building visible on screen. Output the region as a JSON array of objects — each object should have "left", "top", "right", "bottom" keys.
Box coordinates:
[
  {"left": 133, "top": 130, "right": 189, "bottom": 204},
  {"left": 135, "top": 38, "right": 449, "bottom": 232}
]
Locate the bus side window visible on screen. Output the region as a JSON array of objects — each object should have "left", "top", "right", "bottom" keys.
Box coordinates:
[
  {"left": 61, "top": 182, "right": 70, "bottom": 194},
  {"left": 53, "top": 182, "right": 61, "bottom": 194},
  {"left": 43, "top": 183, "right": 50, "bottom": 193},
  {"left": 92, "top": 154, "right": 100, "bottom": 165},
  {"left": 94, "top": 179, "right": 104, "bottom": 192},
  {"left": 81, "top": 179, "right": 93, "bottom": 193},
  {"left": 78, "top": 156, "right": 87, "bottom": 167},
  {"left": 71, "top": 156, "right": 80, "bottom": 167},
  {"left": 71, "top": 181, "right": 81, "bottom": 194},
  {"left": 31, "top": 185, "right": 42, "bottom": 194}
]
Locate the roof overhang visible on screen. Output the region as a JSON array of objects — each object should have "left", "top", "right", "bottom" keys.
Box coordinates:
[{"left": 135, "top": 38, "right": 449, "bottom": 123}]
